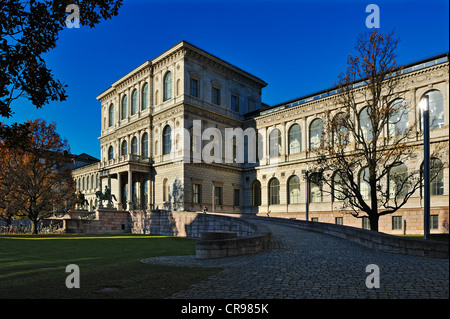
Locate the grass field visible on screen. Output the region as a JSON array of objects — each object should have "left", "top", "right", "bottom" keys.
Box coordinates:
[{"left": 0, "top": 233, "right": 222, "bottom": 299}]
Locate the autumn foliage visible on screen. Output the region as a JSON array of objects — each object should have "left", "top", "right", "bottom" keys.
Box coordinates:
[{"left": 0, "top": 119, "right": 75, "bottom": 233}]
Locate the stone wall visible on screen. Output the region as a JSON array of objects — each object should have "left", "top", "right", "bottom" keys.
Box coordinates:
[
  {"left": 64, "top": 209, "right": 130, "bottom": 233},
  {"left": 129, "top": 210, "right": 255, "bottom": 237}
]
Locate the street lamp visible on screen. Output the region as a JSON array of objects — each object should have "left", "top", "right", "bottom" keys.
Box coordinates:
[
  {"left": 305, "top": 164, "right": 309, "bottom": 222},
  {"left": 419, "top": 95, "right": 430, "bottom": 240}
]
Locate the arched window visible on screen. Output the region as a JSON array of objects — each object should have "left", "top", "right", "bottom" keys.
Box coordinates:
[
  {"left": 333, "top": 112, "right": 349, "bottom": 146},
  {"left": 309, "top": 172, "right": 323, "bottom": 203},
  {"left": 108, "top": 146, "right": 114, "bottom": 160},
  {"left": 288, "top": 175, "right": 300, "bottom": 204},
  {"left": 131, "top": 137, "right": 138, "bottom": 155},
  {"left": 309, "top": 118, "right": 324, "bottom": 149},
  {"left": 131, "top": 89, "right": 138, "bottom": 115},
  {"left": 163, "top": 178, "right": 169, "bottom": 202},
  {"left": 288, "top": 124, "right": 302, "bottom": 155},
  {"left": 421, "top": 90, "right": 444, "bottom": 130},
  {"left": 121, "top": 95, "right": 128, "bottom": 120},
  {"left": 268, "top": 178, "right": 280, "bottom": 205},
  {"left": 421, "top": 158, "right": 444, "bottom": 196},
  {"left": 359, "top": 167, "right": 370, "bottom": 201},
  {"left": 108, "top": 104, "right": 114, "bottom": 127},
  {"left": 121, "top": 140, "right": 128, "bottom": 156},
  {"left": 269, "top": 128, "right": 281, "bottom": 157},
  {"left": 141, "top": 133, "right": 149, "bottom": 158},
  {"left": 388, "top": 99, "right": 408, "bottom": 137},
  {"left": 163, "top": 125, "right": 172, "bottom": 155},
  {"left": 142, "top": 83, "right": 149, "bottom": 110},
  {"left": 359, "top": 107, "right": 373, "bottom": 141},
  {"left": 389, "top": 163, "right": 408, "bottom": 198},
  {"left": 333, "top": 171, "right": 346, "bottom": 201},
  {"left": 163, "top": 72, "right": 172, "bottom": 101},
  {"left": 251, "top": 180, "right": 261, "bottom": 206}
]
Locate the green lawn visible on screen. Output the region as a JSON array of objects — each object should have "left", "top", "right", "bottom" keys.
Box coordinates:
[{"left": 0, "top": 233, "right": 222, "bottom": 299}]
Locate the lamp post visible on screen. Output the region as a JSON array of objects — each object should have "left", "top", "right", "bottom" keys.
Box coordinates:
[
  {"left": 420, "top": 95, "right": 430, "bottom": 240},
  {"left": 305, "top": 164, "right": 309, "bottom": 222}
]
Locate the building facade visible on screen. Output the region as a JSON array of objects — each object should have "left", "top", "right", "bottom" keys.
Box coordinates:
[{"left": 72, "top": 41, "right": 449, "bottom": 235}]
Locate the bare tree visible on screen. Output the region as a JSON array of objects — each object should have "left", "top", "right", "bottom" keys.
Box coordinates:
[{"left": 311, "top": 30, "right": 445, "bottom": 231}]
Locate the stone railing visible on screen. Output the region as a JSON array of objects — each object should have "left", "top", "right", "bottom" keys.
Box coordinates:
[
  {"left": 129, "top": 210, "right": 272, "bottom": 259},
  {"left": 246, "top": 215, "right": 448, "bottom": 259}
]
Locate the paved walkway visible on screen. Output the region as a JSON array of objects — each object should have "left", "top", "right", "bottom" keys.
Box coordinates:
[{"left": 142, "top": 221, "right": 449, "bottom": 299}]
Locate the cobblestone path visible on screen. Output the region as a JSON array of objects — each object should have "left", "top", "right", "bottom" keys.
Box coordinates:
[{"left": 141, "top": 221, "right": 449, "bottom": 299}]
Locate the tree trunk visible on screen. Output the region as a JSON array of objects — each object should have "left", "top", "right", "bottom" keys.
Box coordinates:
[
  {"left": 30, "top": 219, "right": 39, "bottom": 234},
  {"left": 369, "top": 213, "right": 379, "bottom": 232}
]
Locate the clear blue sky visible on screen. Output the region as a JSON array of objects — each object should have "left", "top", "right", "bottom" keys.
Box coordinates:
[{"left": 4, "top": 0, "right": 449, "bottom": 159}]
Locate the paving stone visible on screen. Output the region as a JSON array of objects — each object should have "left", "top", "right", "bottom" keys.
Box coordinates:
[{"left": 141, "top": 221, "right": 449, "bottom": 299}]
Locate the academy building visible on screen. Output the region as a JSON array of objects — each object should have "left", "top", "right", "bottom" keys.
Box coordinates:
[{"left": 72, "top": 41, "right": 449, "bottom": 235}]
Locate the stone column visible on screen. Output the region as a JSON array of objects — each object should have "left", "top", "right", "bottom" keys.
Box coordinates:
[
  {"left": 128, "top": 170, "right": 133, "bottom": 210},
  {"left": 117, "top": 172, "right": 122, "bottom": 210}
]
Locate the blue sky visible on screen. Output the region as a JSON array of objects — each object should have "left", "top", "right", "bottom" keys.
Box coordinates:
[{"left": 4, "top": 0, "right": 449, "bottom": 159}]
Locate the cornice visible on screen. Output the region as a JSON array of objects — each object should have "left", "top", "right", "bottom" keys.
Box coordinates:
[{"left": 255, "top": 62, "right": 449, "bottom": 125}]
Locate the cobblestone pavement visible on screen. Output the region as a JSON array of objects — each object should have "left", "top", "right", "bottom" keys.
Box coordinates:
[{"left": 141, "top": 221, "right": 449, "bottom": 299}]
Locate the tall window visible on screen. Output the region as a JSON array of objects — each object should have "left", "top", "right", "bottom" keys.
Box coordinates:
[
  {"left": 251, "top": 180, "right": 261, "bottom": 206},
  {"left": 231, "top": 95, "right": 239, "bottom": 112},
  {"left": 234, "top": 189, "right": 240, "bottom": 206},
  {"left": 163, "top": 178, "right": 169, "bottom": 202},
  {"left": 309, "top": 119, "right": 324, "bottom": 149},
  {"left": 131, "top": 137, "right": 138, "bottom": 155},
  {"left": 333, "top": 171, "right": 346, "bottom": 201},
  {"left": 422, "top": 158, "right": 444, "bottom": 196},
  {"left": 388, "top": 99, "right": 408, "bottom": 137},
  {"left": 108, "top": 146, "right": 114, "bottom": 160},
  {"left": 131, "top": 89, "right": 138, "bottom": 115},
  {"left": 288, "top": 124, "right": 301, "bottom": 155},
  {"left": 421, "top": 90, "right": 444, "bottom": 130},
  {"left": 108, "top": 104, "right": 114, "bottom": 127},
  {"left": 288, "top": 175, "right": 300, "bottom": 204},
  {"left": 212, "top": 87, "right": 220, "bottom": 105},
  {"left": 190, "top": 78, "right": 199, "bottom": 98},
  {"left": 142, "top": 83, "right": 149, "bottom": 110},
  {"left": 269, "top": 128, "right": 281, "bottom": 157},
  {"left": 163, "top": 125, "right": 172, "bottom": 155},
  {"left": 309, "top": 173, "right": 323, "bottom": 203},
  {"left": 121, "top": 95, "right": 128, "bottom": 120},
  {"left": 193, "top": 184, "right": 201, "bottom": 204},
  {"left": 121, "top": 140, "right": 128, "bottom": 156},
  {"left": 142, "top": 180, "right": 149, "bottom": 208},
  {"left": 359, "top": 107, "right": 373, "bottom": 141},
  {"left": 141, "top": 133, "right": 149, "bottom": 158},
  {"left": 333, "top": 113, "right": 349, "bottom": 146},
  {"left": 389, "top": 162, "right": 408, "bottom": 198},
  {"left": 214, "top": 186, "right": 223, "bottom": 205},
  {"left": 248, "top": 99, "right": 256, "bottom": 112},
  {"left": 268, "top": 178, "right": 280, "bottom": 205},
  {"left": 164, "top": 72, "right": 172, "bottom": 101},
  {"left": 359, "top": 167, "right": 370, "bottom": 201}
]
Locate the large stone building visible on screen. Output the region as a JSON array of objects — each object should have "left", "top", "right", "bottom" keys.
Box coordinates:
[{"left": 72, "top": 41, "right": 449, "bottom": 235}]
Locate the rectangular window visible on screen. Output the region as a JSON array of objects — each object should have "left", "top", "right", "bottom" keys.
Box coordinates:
[
  {"left": 212, "top": 87, "right": 220, "bottom": 105},
  {"left": 191, "top": 78, "right": 199, "bottom": 98},
  {"left": 392, "top": 216, "right": 402, "bottom": 230},
  {"left": 430, "top": 215, "right": 439, "bottom": 230},
  {"left": 335, "top": 217, "right": 343, "bottom": 225},
  {"left": 311, "top": 217, "right": 318, "bottom": 222},
  {"left": 248, "top": 99, "right": 256, "bottom": 112},
  {"left": 231, "top": 95, "right": 239, "bottom": 112},
  {"left": 193, "top": 183, "right": 201, "bottom": 204},
  {"left": 362, "top": 217, "right": 371, "bottom": 230},
  {"left": 214, "top": 186, "right": 223, "bottom": 205},
  {"left": 234, "top": 189, "right": 240, "bottom": 206}
]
